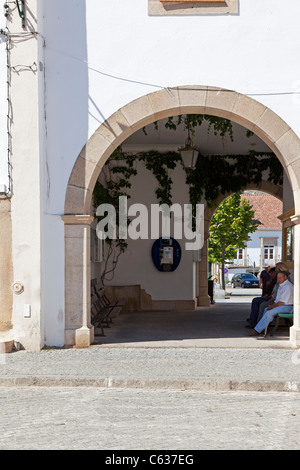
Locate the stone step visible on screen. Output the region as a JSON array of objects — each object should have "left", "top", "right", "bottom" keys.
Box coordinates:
[{"left": 0, "top": 340, "right": 14, "bottom": 354}]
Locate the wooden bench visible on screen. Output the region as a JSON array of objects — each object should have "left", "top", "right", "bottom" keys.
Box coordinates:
[
  {"left": 92, "top": 279, "right": 125, "bottom": 310},
  {"left": 94, "top": 286, "right": 126, "bottom": 310},
  {"left": 91, "top": 294, "right": 113, "bottom": 336},
  {"left": 91, "top": 279, "right": 125, "bottom": 335}
]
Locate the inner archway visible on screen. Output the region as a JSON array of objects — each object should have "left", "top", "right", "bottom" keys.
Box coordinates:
[
  {"left": 207, "top": 188, "right": 284, "bottom": 295},
  {"left": 63, "top": 86, "right": 300, "bottom": 348}
]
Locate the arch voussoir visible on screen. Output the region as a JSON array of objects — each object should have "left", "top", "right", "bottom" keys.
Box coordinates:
[
  {"left": 147, "top": 87, "right": 181, "bottom": 121},
  {"left": 119, "top": 94, "right": 156, "bottom": 133},
  {"left": 205, "top": 88, "right": 239, "bottom": 121},
  {"left": 177, "top": 85, "right": 208, "bottom": 115},
  {"left": 100, "top": 109, "right": 133, "bottom": 147},
  {"left": 252, "top": 108, "right": 291, "bottom": 147},
  {"left": 231, "top": 94, "right": 267, "bottom": 132}
]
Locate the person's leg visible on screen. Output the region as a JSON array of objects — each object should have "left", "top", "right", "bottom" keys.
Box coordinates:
[
  {"left": 256, "top": 300, "right": 272, "bottom": 324},
  {"left": 249, "top": 297, "right": 260, "bottom": 324},
  {"left": 249, "top": 297, "right": 270, "bottom": 325},
  {"left": 254, "top": 305, "right": 294, "bottom": 334}
]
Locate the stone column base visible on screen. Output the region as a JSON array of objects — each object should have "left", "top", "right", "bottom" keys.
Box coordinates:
[
  {"left": 290, "top": 326, "right": 300, "bottom": 348},
  {"left": 74, "top": 326, "right": 94, "bottom": 349},
  {"left": 0, "top": 340, "right": 14, "bottom": 354},
  {"left": 0, "top": 322, "right": 13, "bottom": 332},
  {"left": 65, "top": 326, "right": 94, "bottom": 348},
  {"left": 197, "top": 295, "right": 211, "bottom": 307}
]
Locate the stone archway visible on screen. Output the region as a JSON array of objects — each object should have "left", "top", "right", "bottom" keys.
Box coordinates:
[
  {"left": 206, "top": 180, "right": 284, "bottom": 225},
  {"left": 198, "top": 181, "right": 285, "bottom": 307},
  {"left": 63, "top": 86, "right": 300, "bottom": 348}
]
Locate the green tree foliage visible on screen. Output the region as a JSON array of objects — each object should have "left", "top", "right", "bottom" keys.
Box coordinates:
[{"left": 208, "top": 192, "right": 259, "bottom": 289}]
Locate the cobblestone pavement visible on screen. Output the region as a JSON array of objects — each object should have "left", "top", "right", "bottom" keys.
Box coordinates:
[
  {"left": 1, "top": 297, "right": 300, "bottom": 451},
  {"left": 1, "top": 386, "right": 300, "bottom": 450},
  {"left": 1, "top": 348, "right": 300, "bottom": 391}
]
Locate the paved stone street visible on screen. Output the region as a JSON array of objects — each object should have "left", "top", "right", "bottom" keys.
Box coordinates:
[
  {"left": 1, "top": 292, "right": 300, "bottom": 451},
  {"left": 0, "top": 386, "right": 300, "bottom": 450}
]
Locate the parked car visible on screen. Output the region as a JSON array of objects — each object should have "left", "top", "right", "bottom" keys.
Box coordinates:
[{"left": 231, "top": 273, "right": 260, "bottom": 288}]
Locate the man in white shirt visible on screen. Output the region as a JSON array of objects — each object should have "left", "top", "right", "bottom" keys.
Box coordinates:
[{"left": 249, "top": 271, "right": 294, "bottom": 336}]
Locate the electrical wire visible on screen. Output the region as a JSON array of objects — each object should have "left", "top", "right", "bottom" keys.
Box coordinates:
[
  {"left": 0, "top": 23, "right": 39, "bottom": 196},
  {"left": 4, "top": 28, "right": 12, "bottom": 195},
  {"left": 45, "top": 45, "right": 300, "bottom": 98},
  {"left": 2, "top": 12, "right": 300, "bottom": 199}
]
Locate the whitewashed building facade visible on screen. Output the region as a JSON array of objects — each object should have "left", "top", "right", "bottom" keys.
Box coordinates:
[{"left": 0, "top": 0, "right": 300, "bottom": 350}]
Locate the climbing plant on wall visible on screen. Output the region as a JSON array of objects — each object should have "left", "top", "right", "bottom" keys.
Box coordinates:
[
  {"left": 187, "top": 151, "right": 283, "bottom": 209},
  {"left": 93, "top": 149, "right": 283, "bottom": 210},
  {"left": 92, "top": 115, "right": 283, "bottom": 283},
  {"left": 143, "top": 114, "right": 235, "bottom": 143}
]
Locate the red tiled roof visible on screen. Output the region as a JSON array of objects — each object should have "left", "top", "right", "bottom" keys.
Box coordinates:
[{"left": 241, "top": 193, "right": 283, "bottom": 229}]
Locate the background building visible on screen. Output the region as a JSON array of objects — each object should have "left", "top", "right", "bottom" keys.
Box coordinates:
[{"left": 227, "top": 192, "right": 283, "bottom": 278}]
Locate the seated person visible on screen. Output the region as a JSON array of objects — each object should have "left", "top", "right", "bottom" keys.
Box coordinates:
[
  {"left": 259, "top": 266, "right": 271, "bottom": 296},
  {"left": 256, "top": 263, "right": 293, "bottom": 324},
  {"left": 246, "top": 268, "right": 277, "bottom": 328},
  {"left": 263, "top": 267, "right": 277, "bottom": 296},
  {"left": 263, "top": 267, "right": 277, "bottom": 297},
  {"left": 255, "top": 269, "right": 281, "bottom": 324},
  {"left": 248, "top": 271, "right": 294, "bottom": 336},
  {"left": 276, "top": 262, "right": 293, "bottom": 282},
  {"left": 246, "top": 262, "right": 291, "bottom": 328}
]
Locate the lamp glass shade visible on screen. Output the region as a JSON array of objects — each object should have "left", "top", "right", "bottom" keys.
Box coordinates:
[{"left": 179, "top": 146, "right": 199, "bottom": 170}]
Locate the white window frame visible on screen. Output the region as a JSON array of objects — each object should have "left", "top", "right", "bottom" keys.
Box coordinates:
[{"left": 264, "top": 244, "right": 275, "bottom": 264}]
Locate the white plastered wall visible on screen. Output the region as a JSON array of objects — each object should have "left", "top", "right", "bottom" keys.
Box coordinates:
[
  {"left": 97, "top": 160, "right": 197, "bottom": 302},
  {"left": 6, "top": 0, "right": 300, "bottom": 347}
]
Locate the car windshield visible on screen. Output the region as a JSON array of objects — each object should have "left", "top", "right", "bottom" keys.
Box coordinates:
[{"left": 241, "top": 274, "right": 256, "bottom": 279}]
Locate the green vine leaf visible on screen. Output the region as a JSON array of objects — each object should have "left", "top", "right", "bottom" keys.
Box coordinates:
[{"left": 92, "top": 118, "right": 283, "bottom": 275}]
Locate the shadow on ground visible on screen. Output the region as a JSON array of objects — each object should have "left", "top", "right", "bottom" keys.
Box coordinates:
[{"left": 93, "top": 289, "right": 292, "bottom": 349}]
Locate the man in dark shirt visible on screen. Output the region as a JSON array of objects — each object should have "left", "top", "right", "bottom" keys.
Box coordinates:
[
  {"left": 260, "top": 266, "right": 271, "bottom": 296},
  {"left": 264, "top": 267, "right": 277, "bottom": 297},
  {"left": 246, "top": 268, "right": 277, "bottom": 328}
]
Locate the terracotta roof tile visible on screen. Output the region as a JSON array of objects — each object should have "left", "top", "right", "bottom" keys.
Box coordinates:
[{"left": 241, "top": 193, "right": 283, "bottom": 229}]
